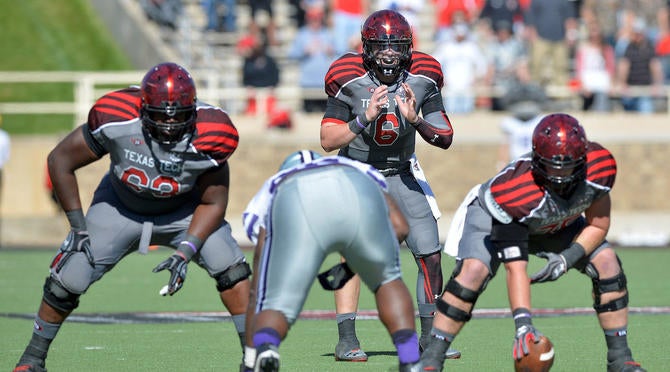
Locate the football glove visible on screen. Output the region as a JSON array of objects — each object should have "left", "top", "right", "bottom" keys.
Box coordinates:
[
  {"left": 531, "top": 243, "right": 585, "bottom": 283},
  {"left": 513, "top": 325, "right": 544, "bottom": 360},
  {"left": 153, "top": 252, "right": 188, "bottom": 296},
  {"left": 530, "top": 252, "right": 566, "bottom": 283},
  {"left": 53, "top": 230, "right": 95, "bottom": 272}
]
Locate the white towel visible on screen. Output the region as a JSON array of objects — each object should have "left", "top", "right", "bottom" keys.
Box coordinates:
[
  {"left": 444, "top": 184, "right": 481, "bottom": 257},
  {"left": 409, "top": 154, "right": 441, "bottom": 220}
]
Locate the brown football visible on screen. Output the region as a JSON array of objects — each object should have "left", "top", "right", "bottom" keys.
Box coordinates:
[{"left": 514, "top": 335, "right": 555, "bottom": 372}]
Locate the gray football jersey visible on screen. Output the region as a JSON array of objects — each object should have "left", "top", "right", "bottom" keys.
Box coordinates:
[
  {"left": 83, "top": 87, "right": 239, "bottom": 214},
  {"left": 323, "top": 52, "right": 448, "bottom": 168}
]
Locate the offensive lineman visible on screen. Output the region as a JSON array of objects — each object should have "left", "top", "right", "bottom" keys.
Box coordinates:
[
  {"left": 420, "top": 113, "right": 646, "bottom": 372},
  {"left": 320, "top": 9, "right": 459, "bottom": 360},
  {"left": 13, "top": 62, "right": 251, "bottom": 371}
]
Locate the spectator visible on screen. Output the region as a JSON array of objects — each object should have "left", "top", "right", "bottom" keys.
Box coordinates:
[
  {"left": 238, "top": 30, "right": 280, "bottom": 116},
  {"left": 433, "top": 0, "right": 483, "bottom": 43},
  {"left": 249, "top": 0, "right": 279, "bottom": 46},
  {"left": 524, "top": 0, "right": 578, "bottom": 88},
  {"left": 616, "top": 18, "right": 666, "bottom": 113},
  {"left": 579, "top": 0, "right": 622, "bottom": 47},
  {"left": 575, "top": 22, "right": 616, "bottom": 111},
  {"left": 433, "top": 23, "right": 488, "bottom": 114},
  {"left": 202, "top": 0, "right": 236, "bottom": 32},
  {"left": 287, "top": 1, "right": 337, "bottom": 112},
  {"left": 330, "top": 0, "right": 369, "bottom": 55},
  {"left": 478, "top": 0, "right": 525, "bottom": 37},
  {"left": 140, "top": 0, "right": 182, "bottom": 30},
  {"left": 484, "top": 20, "right": 531, "bottom": 111}
]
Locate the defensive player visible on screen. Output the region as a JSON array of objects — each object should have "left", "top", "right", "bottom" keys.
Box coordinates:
[
  {"left": 320, "top": 9, "right": 459, "bottom": 360},
  {"left": 420, "top": 113, "right": 646, "bottom": 372},
  {"left": 242, "top": 150, "right": 422, "bottom": 372},
  {"left": 13, "top": 62, "right": 251, "bottom": 372}
]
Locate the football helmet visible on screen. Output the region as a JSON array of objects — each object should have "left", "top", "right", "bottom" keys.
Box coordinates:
[
  {"left": 361, "top": 9, "right": 413, "bottom": 84},
  {"left": 140, "top": 62, "right": 197, "bottom": 144},
  {"left": 531, "top": 113, "right": 588, "bottom": 198},
  {"left": 279, "top": 150, "right": 322, "bottom": 171}
]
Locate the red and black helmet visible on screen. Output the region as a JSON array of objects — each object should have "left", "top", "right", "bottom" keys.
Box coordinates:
[
  {"left": 531, "top": 113, "right": 588, "bottom": 198},
  {"left": 140, "top": 62, "right": 197, "bottom": 144},
  {"left": 361, "top": 9, "right": 413, "bottom": 83}
]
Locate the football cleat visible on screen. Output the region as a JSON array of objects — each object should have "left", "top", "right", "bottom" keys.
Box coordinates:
[
  {"left": 254, "top": 343, "right": 280, "bottom": 372},
  {"left": 335, "top": 335, "right": 368, "bottom": 362},
  {"left": 607, "top": 360, "right": 646, "bottom": 372},
  {"left": 13, "top": 362, "right": 47, "bottom": 372},
  {"left": 399, "top": 361, "right": 424, "bottom": 372}
]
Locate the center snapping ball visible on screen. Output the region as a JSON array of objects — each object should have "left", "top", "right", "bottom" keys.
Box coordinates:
[{"left": 514, "top": 335, "right": 555, "bottom": 372}]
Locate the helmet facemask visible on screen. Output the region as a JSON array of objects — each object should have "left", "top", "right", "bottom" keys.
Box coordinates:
[
  {"left": 363, "top": 39, "right": 412, "bottom": 84},
  {"left": 361, "top": 9, "right": 413, "bottom": 84},
  {"left": 140, "top": 62, "right": 198, "bottom": 145},
  {"left": 532, "top": 154, "right": 586, "bottom": 198},
  {"left": 141, "top": 103, "right": 196, "bottom": 145}
]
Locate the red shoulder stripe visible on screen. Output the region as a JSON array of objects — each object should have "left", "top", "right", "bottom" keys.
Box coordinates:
[
  {"left": 491, "top": 172, "right": 543, "bottom": 206},
  {"left": 88, "top": 89, "right": 141, "bottom": 129},
  {"left": 325, "top": 54, "right": 366, "bottom": 97},
  {"left": 409, "top": 52, "right": 444, "bottom": 88},
  {"left": 192, "top": 121, "right": 239, "bottom": 164},
  {"left": 586, "top": 147, "right": 616, "bottom": 187}
]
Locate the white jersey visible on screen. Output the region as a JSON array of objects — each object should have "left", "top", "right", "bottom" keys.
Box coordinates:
[{"left": 242, "top": 156, "right": 387, "bottom": 244}]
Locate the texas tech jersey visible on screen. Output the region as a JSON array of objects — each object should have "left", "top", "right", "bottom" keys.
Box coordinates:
[
  {"left": 83, "top": 87, "right": 239, "bottom": 214},
  {"left": 322, "top": 52, "right": 448, "bottom": 167},
  {"left": 480, "top": 142, "right": 616, "bottom": 235}
]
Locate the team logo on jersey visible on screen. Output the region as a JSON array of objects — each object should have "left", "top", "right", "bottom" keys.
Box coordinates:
[
  {"left": 130, "top": 137, "right": 145, "bottom": 146},
  {"left": 159, "top": 158, "right": 183, "bottom": 175}
]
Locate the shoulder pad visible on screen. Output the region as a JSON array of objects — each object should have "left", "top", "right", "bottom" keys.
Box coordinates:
[
  {"left": 324, "top": 53, "right": 367, "bottom": 97},
  {"left": 586, "top": 142, "right": 616, "bottom": 188},
  {"left": 87, "top": 88, "right": 141, "bottom": 130},
  {"left": 408, "top": 51, "right": 444, "bottom": 88},
  {"left": 192, "top": 108, "right": 239, "bottom": 164}
]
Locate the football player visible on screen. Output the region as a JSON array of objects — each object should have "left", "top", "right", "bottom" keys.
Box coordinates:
[
  {"left": 319, "top": 9, "right": 460, "bottom": 361},
  {"left": 242, "top": 150, "right": 422, "bottom": 372},
  {"left": 13, "top": 62, "right": 251, "bottom": 372},
  {"left": 420, "top": 113, "right": 646, "bottom": 372}
]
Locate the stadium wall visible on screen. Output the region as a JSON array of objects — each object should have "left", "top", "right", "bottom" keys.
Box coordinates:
[{"left": 2, "top": 112, "right": 669, "bottom": 247}]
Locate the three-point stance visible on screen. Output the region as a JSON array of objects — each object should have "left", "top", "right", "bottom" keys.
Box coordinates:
[{"left": 420, "top": 113, "right": 645, "bottom": 372}]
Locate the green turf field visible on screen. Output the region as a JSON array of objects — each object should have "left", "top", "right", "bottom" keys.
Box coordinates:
[{"left": 1, "top": 247, "right": 668, "bottom": 371}]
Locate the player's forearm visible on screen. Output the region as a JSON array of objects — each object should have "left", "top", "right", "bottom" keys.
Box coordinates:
[
  {"left": 505, "top": 260, "right": 532, "bottom": 311},
  {"left": 320, "top": 122, "right": 357, "bottom": 152},
  {"left": 412, "top": 117, "right": 454, "bottom": 149}
]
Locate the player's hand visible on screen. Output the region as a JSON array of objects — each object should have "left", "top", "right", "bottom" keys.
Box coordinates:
[
  {"left": 366, "top": 85, "right": 389, "bottom": 121},
  {"left": 395, "top": 82, "right": 418, "bottom": 123},
  {"left": 54, "top": 230, "right": 95, "bottom": 272},
  {"left": 513, "top": 325, "right": 544, "bottom": 360},
  {"left": 530, "top": 252, "right": 567, "bottom": 283},
  {"left": 153, "top": 252, "right": 188, "bottom": 296}
]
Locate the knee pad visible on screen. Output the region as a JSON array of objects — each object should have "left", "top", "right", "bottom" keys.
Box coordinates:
[
  {"left": 43, "top": 276, "right": 80, "bottom": 313},
  {"left": 584, "top": 256, "right": 629, "bottom": 313},
  {"left": 215, "top": 261, "right": 251, "bottom": 292},
  {"left": 416, "top": 251, "right": 443, "bottom": 302},
  {"left": 435, "top": 267, "right": 489, "bottom": 323}
]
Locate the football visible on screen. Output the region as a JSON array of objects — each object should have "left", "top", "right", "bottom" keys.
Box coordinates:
[{"left": 514, "top": 335, "right": 555, "bottom": 372}]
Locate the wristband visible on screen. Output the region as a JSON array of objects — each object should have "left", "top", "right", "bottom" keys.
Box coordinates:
[
  {"left": 177, "top": 234, "right": 204, "bottom": 261},
  {"left": 513, "top": 307, "right": 533, "bottom": 329},
  {"left": 348, "top": 115, "right": 370, "bottom": 134},
  {"left": 562, "top": 242, "right": 586, "bottom": 268},
  {"left": 65, "top": 209, "right": 87, "bottom": 232}
]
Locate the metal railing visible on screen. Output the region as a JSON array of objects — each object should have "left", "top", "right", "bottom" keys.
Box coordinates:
[{"left": 1, "top": 71, "right": 668, "bottom": 129}]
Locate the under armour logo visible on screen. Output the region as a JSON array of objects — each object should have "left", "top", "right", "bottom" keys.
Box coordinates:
[{"left": 431, "top": 134, "right": 439, "bottom": 142}]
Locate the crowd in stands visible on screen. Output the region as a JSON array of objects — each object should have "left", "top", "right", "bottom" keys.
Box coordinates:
[{"left": 140, "top": 0, "right": 670, "bottom": 115}]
